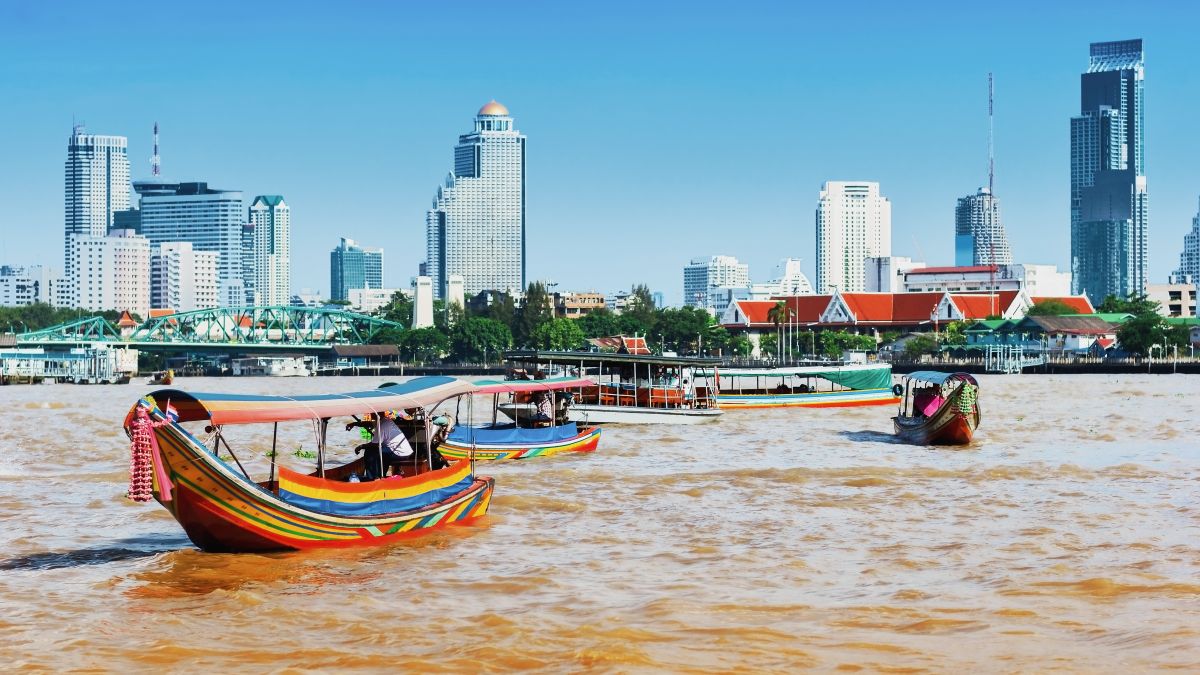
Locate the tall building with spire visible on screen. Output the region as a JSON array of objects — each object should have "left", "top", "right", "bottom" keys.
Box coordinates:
[
  {"left": 955, "top": 188, "right": 1012, "bottom": 266},
  {"left": 1174, "top": 197, "right": 1200, "bottom": 283},
  {"left": 64, "top": 129, "right": 130, "bottom": 288},
  {"left": 816, "top": 181, "right": 891, "bottom": 293},
  {"left": 425, "top": 101, "right": 526, "bottom": 299},
  {"left": 1070, "top": 39, "right": 1148, "bottom": 303},
  {"left": 248, "top": 195, "right": 291, "bottom": 306}
]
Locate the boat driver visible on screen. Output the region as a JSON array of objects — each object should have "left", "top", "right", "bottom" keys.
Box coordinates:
[{"left": 347, "top": 410, "right": 414, "bottom": 480}]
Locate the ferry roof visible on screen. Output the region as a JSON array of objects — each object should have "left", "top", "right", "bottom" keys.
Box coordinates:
[
  {"left": 504, "top": 349, "right": 722, "bottom": 367},
  {"left": 701, "top": 362, "right": 892, "bottom": 378},
  {"left": 130, "top": 376, "right": 475, "bottom": 426},
  {"left": 903, "top": 371, "right": 978, "bottom": 386}
]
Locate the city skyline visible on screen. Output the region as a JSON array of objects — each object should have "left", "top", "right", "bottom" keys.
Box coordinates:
[{"left": 2, "top": 2, "right": 1199, "bottom": 305}]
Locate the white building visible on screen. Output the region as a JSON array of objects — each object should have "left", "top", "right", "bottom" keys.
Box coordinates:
[
  {"left": 1145, "top": 280, "right": 1196, "bottom": 317},
  {"left": 412, "top": 276, "right": 434, "bottom": 328},
  {"left": 136, "top": 181, "right": 245, "bottom": 307},
  {"left": 683, "top": 255, "right": 750, "bottom": 310},
  {"left": 955, "top": 187, "right": 1012, "bottom": 266},
  {"left": 425, "top": 101, "right": 526, "bottom": 299},
  {"left": 893, "top": 263, "right": 1071, "bottom": 296},
  {"left": 0, "top": 266, "right": 61, "bottom": 307},
  {"left": 64, "top": 130, "right": 130, "bottom": 293},
  {"left": 66, "top": 229, "right": 150, "bottom": 316},
  {"left": 150, "top": 242, "right": 219, "bottom": 312},
  {"left": 816, "top": 181, "right": 891, "bottom": 293},
  {"left": 248, "top": 195, "right": 291, "bottom": 306},
  {"left": 865, "top": 256, "right": 927, "bottom": 292},
  {"left": 348, "top": 288, "right": 404, "bottom": 314},
  {"left": 705, "top": 259, "right": 814, "bottom": 317}
]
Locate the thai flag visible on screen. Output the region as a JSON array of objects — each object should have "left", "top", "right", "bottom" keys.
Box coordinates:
[{"left": 165, "top": 402, "right": 178, "bottom": 422}]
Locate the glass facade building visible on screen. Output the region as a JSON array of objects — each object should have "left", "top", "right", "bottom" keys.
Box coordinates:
[
  {"left": 425, "top": 101, "right": 526, "bottom": 299},
  {"left": 954, "top": 188, "right": 1012, "bottom": 266},
  {"left": 1070, "top": 39, "right": 1147, "bottom": 303},
  {"left": 330, "top": 237, "right": 384, "bottom": 301}
]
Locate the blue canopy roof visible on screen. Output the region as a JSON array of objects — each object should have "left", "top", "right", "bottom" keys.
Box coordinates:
[{"left": 903, "top": 371, "right": 978, "bottom": 386}]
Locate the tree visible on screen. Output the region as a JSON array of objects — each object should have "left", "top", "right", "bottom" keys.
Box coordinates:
[
  {"left": 375, "top": 291, "right": 413, "bottom": 329},
  {"left": 576, "top": 308, "right": 623, "bottom": 338},
  {"left": 450, "top": 317, "right": 512, "bottom": 362},
  {"left": 656, "top": 306, "right": 713, "bottom": 353},
  {"left": 514, "top": 282, "right": 554, "bottom": 347},
  {"left": 484, "top": 292, "right": 517, "bottom": 329},
  {"left": 1026, "top": 299, "right": 1077, "bottom": 316},
  {"left": 530, "top": 317, "right": 586, "bottom": 351},
  {"left": 819, "top": 329, "right": 876, "bottom": 359},
  {"left": 758, "top": 332, "right": 779, "bottom": 359},
  {"left": 621, "top": 284, "right": 658, "bottom": 335},
  {"left": 766, "top": 300, "right": 787, "bottom": 360},
  {"left": 1098, "top": 293, "right": 1160, "bottom": 316},
  {"left": 727, "top": 334, "right": 753, "bottom": 358},
  {"left": 942, "top": 320, "right": 968, "bottom": 346},
  {"left": 399, "top": 327, "right": 449, "bottom": 362},
  {"left": 904, "top": 334, "right": 939, "bottom": 358}
]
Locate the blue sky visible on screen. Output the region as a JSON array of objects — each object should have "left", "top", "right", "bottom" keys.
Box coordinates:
[{"left": 1, "top": 0, "right": 1197, "bottom": 305}]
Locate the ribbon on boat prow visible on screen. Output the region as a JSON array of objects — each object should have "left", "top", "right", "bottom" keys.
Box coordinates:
[{"left": 127, "top": 397, "right": 173, "bottom": 503}]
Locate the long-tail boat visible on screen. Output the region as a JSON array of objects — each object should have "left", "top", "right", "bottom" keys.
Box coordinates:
[
  {"left": 437, "top": 376, "right": 602, "bottom": 461},
  {"left": 123, "top": 377, "right": 494, "bottom": 552},
  {"left": 892, "top": 371, "right": 981, "bottom": 445},
  {"left": 698, "top": 361, "right": 899, "bottom": 409}
]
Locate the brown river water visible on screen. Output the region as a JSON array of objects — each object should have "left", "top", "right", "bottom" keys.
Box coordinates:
[{"left": 1, "top": 374, "right": 1197, "bottom": 672}]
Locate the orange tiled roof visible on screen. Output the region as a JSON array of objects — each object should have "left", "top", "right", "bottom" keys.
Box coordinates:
[
  {"left": 772, "top": 295, "right": 833, "bottom": 323},
  {"left": 837, "top": 292, "right": 944, "bottom": 323},
  {"left": 1031, "top": 296, "right": 1095, "bottom": 314},
  {"left": 949, "top": 291, "right": 1019, "bottom": 319},
  {"left": 116, "top": 310, "right": 138, "bottom": 327},
  {"left": 149, "top": 308, "right": 176, "bottom": 318}
]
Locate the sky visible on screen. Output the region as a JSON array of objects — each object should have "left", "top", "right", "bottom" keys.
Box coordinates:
[{"left": 1, "top": 0, "right": 1197, "bottom": 305}]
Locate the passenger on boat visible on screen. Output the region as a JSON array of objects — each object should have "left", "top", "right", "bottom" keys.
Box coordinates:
[
  {"left": 533, "top": 391, "right": 554, "bottom": 423},
  {"left": 347, "top": 410, "right": 414, "bottom": 480}
]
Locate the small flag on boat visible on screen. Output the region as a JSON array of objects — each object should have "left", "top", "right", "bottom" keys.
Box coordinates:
[{"left": 165, "top": 402, "right": 178, "bottom": 422}]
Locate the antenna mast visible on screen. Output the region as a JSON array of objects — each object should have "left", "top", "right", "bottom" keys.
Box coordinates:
[
  {"left": 987, "top": 73, "right": 994, "bottom": 194},
  {"left": 151, "top": 121, "right": 161, "bottom": 177},
  {"left": 987, "top": 73, "right": 997, "bottom": 314}
]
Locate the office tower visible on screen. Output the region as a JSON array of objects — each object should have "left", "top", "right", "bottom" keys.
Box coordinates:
[
  {"left": 684, "top": 256, "right": 750, "bottom": 309},
  {"left": 248, "top": 195, "right": 291, "bottom": 306},
  {"left": 135, "top": 181, "right": 245, "bottom": 306},
  {"left": 425, "top": 101, "right": 526, "bottom": 299},
  {"left": 816, "top": 181, "right": 891, "bottom": 293},
  {"left": 1070, "top": 39, "right": 1147, "bottom": 303},
  {"left": 0, "top": 266, "right": 62, "bottom": 307},
  {"left": 241, "top": 223, "right": 255, "bottom": 304},
  {"left": 64, "top": 129, "right": 130, "bottom": 283},
  {"left": 955, "top": 188, "right": 1013, "bottom": 266},
  {"left": 330, "top": 237, "right": 384, "bottom": 301},
  {"left": 66, "top": 229, "right": 150, "bottom": 316},
  {"left": 151, "top": 242, "right": 219, "bottom": 312},
  {"left": 1174, "top": 197, "right": 1200, "bottom": 283}
]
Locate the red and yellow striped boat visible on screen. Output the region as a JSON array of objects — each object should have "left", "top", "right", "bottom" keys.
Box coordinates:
[{"left": 123, "top": 377, "right": 494, "bottom": 552}]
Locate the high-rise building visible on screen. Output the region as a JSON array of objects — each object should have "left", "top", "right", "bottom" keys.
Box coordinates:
[
  {"left": 684, "top": 255, "right": 750, "bottom": 310},
  {"left": 0, "top": 266, "right": 62, "bottom": 307},
  {"left": 135, "top": 181, "right": 245, "bottom": 306},
  {"left": 330, "top": 237, "right": 384, "bottom": 301},
  {"left": 64, "top": 129, "right": 130, "bottom": 285},
  {"left": 816, "top": 181, "right": 891, "bottom": 293},
  {"left": 1174, "top": 197, "right": 1200, "bottom": 283},
  {"left": 66, "top": 229, "right": 150, "bottom": 316},
  {"left": 425, "top": 101, "right": 526, "bottom": 299},
  {"left": 1070, "top": 39, "right": 1148, "bottom": 303},
  {"left": 955, "top": 188, "right": 1012, "bottom": 266},
  {"left": 151, "top": 242, "right": 219, "bottom": 311},
  {"left": 240, "top": 223, "right": 255, "bottom": 305},
  {"left": 248, "top": 195, "right": 291, "bottom": 306}
]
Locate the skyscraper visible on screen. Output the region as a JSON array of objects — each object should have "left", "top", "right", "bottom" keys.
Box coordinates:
[
  {"left": 66, "top": 229, "right": 150, "bottom": 315},
  {"left": 955, "top": 188, "right": 1012, "bottom": 266},
  {"left": 64, "top": 129, "right": 130, "bottom": 285},
  {"left": 683, "top": 255, "right": 750, "bottom": 310},
  {"left": 248, "top": 195, "right": 291, "bottom": 306},
  {"left": 150, "top": 242, "right": 219, "bottom": 311},
  {"left": 1070, "top": 39, "right": 1147, "bottom": 303},
  {"left": 330, "top": 237, "right": 384, "bottom": 301},
  {"left": 816, "top": 181, "right": 891, "bottom": 293},
  {"left": 425, "top": 101, "right": 526, "bottom": 299},
  {"left": 1174, "top": 197, "right": 1200, "bottom": 283},
  {"left": 136, "top": 181, "right": 245, "bottom": 306}
]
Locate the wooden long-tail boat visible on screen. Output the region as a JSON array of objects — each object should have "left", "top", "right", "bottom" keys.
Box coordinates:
[
  {"left": 438, "top": 377, "right": 602, "bottom": 461},
  {"left": 123, "top": 377, "right": 494, "bottom": 552},
  {"left": 892, "top": 371, "right": 980, "bottom": 445}
]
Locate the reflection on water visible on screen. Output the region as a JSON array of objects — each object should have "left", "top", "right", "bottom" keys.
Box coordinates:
[{"left": 0, "top": 374, "right": 1198, "bottom": 670}]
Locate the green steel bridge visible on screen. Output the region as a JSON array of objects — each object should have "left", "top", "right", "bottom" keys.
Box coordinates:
[{"left": 15, "top": 306, "right": 402, "bottom": 353}]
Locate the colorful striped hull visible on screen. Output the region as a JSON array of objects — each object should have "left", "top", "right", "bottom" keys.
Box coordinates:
[
  {"left": 716, "top": 388, "right": 901, "bottom": 409},
  {"left": 148, "top": 418, "right": 494, "bottom": 552},
  {"left": 893, "top": 388, "right": 980, "bottom": 445},
  {"left": 438, "top": 426, "right": 602, "bottom": 461}
]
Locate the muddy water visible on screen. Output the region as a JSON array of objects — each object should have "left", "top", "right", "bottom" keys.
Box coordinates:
[{"left": 0, "top": 374, "right": 1197, "bottom": 671}]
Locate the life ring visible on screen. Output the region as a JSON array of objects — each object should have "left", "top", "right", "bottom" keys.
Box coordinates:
[{"left": 892, "top": 384, "right": 903, "bottom": 397}]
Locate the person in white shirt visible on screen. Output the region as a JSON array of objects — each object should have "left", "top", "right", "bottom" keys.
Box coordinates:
[{"left": 348, "top": 410, "right": 414, "bottom": 480}]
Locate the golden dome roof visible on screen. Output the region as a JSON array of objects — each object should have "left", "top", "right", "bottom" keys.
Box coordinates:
[{"left": 478, "top": 100, "right": 510, "bottom": 116}]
